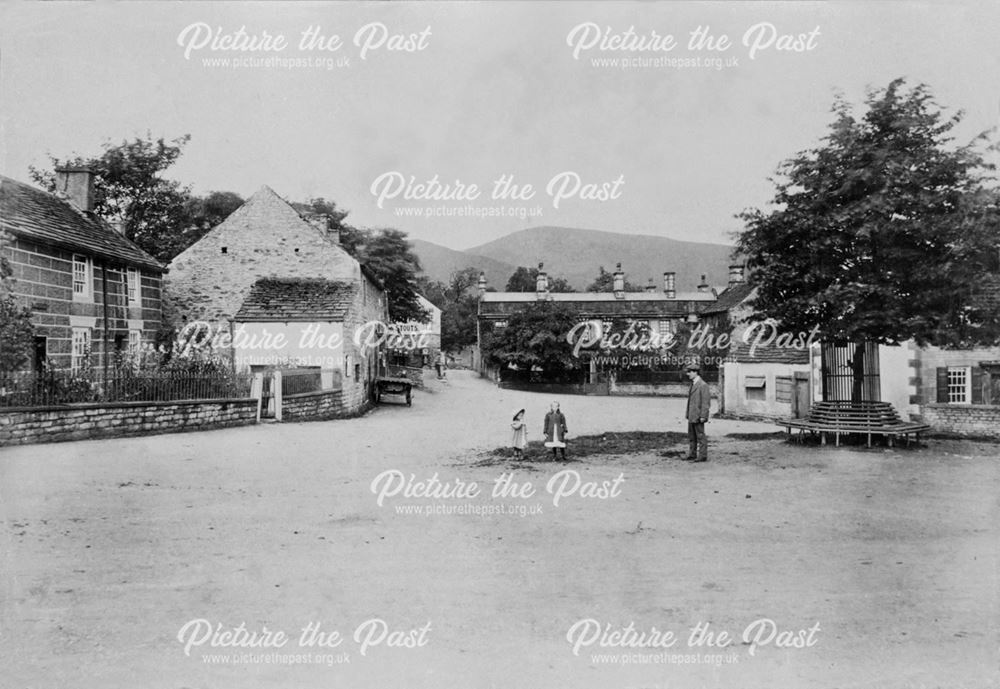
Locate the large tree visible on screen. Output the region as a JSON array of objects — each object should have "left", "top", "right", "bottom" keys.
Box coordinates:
[
  {"left": 29, "top": 134, "right": 250, "bottom": 262},
  {"left": 481, "top": 300, "right": 580, "bottom": 373},
  {"left": 30, "top": 134, "right": 194, "bottom": 261},
  {"left": 736, "top": 79, "right": 1000, "bottom": 348},
  {"left": 417, "top": 267, "right": 482, "bottom": 353},
  {"left": 360, "top": 228, "right": 427, "bottom": 323},
  {"left": 505, "top": 266, "right": 575, "bottom": 293}
]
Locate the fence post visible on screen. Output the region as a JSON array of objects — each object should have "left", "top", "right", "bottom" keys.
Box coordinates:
[
  {"left": 273, "top": 370, "right": 283, "bottom": 422},
  {"left": 251, "top": 372, "right": 264, "bottom": 423}
]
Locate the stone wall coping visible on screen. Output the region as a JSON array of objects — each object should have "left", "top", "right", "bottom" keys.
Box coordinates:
[
  {"left": 283, "top": 389, "right": 343, "bottom": 401},
  {"left": 922, "top": 403, "right": 1000, "bottom": 411},
  {"left": 0, "top": 397, "right": 257, "bottom": 414}
]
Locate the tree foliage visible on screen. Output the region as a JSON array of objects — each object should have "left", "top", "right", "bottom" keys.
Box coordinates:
[
  {"left": 735, "top": 79, "right": 1000, "bottom": 347},
  {"left": 359, "top": 228, "right": 427, "bottom": 323},
  {"left": 29, "top": 133, "right": 247, "bottom": 262},
  {"left": 293, "top": 197, "right": 367, "bottom": 256},
  {"left": 481, "top": 300, "right": 580, "bottom": 372},
  {"left": 29, "top": 135, "right": 428, "bottom": 323},
  {"left": 417, "top": 267, "right": 483, "bottom": 353},
  {"left": 505, "top": 266, "right": 575, "bottom": 292}
]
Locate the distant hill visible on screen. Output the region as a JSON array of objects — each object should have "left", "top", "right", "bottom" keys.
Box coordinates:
[
  {"left": 411, "top": 226, "right": 735, "bottom": 292},
  {"left": 410, "top": 238, "right": 517, "bottom": 286}
]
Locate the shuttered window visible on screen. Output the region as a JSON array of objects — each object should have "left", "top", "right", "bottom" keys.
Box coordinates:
[{"left": 937, "top": 366, "right": 972, "bottom": 404}]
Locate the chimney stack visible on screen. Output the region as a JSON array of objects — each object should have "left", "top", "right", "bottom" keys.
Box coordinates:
[
  {"left": 613, "top": 262, "right": 625, "bottom": 298},
  {"left": 306, "top": 213, "right": 340, "bottom": 244},
  {"left": 477, "top": 271, "right": 487, "bottom": 298},
  {"left": 728, "top": 264, "right": 745, "bottom": 288},
  {"left": 663, "top": 272, "right": 676, "bottom": 299},
  {"left": 645, "top": 278, "right": 656, "bottom": 294},
  {"left": 535, "top": 262, "right": 548, "bottom": 294},
  {"left": 697, "top": 274, "right": 709, "bottom": 293},
  {"left": 54, "top": 167, "right": 95, "bottom": 213}
]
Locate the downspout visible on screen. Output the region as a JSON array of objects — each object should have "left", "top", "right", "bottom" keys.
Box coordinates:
[{"left": 101, "top": 261, "right": 109, "bottom": 387}]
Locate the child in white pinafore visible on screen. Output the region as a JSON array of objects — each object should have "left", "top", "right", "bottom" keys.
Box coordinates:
[{"left": 510, "top": 409, "right": 527, "bottom": 458}]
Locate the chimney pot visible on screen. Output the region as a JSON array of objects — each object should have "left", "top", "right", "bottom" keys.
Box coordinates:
[
  {"left": 477, "top": 272, "right": 487, "bottom": 297},
  {"left": 613, "top": 263, "right": 625, "bottom": 297},
  {"left": 663, "top": 271, "right": 676, "bottom": 299},
  {"left": 54, "top": 166, "right": 95, "bottom": 213},
  {"left": 728, "top": 264, "right": 745, "bottom": 287},
  {"left": 697, "top": 274, "right": 709, "bottom": 293},
  {"left": 536, "top": 265, "right": 549, "bottom": 294}
]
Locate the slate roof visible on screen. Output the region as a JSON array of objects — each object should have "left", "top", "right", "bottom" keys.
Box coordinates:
[
  {"left": 731, "top": 341, "right": 810, "bottom": 365},
  {"left": 480, "top": 291, "right": 715, "bottom": 303},
  {"left": 700, "top": 282, "right": 754, "bottom": 315},
  {"left": 0, "top": 175, "right": 165, "bottom": 271},
  {"left": 234, "top": 277, "right": 358, "bottom": 322},
  {"left": 479, "top": 290, "right": 716, "bottom": 319}
]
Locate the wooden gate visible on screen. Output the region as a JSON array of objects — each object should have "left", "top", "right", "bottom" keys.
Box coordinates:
[{"left": 820, "top": 341, "right": 880, "bottom": 402}]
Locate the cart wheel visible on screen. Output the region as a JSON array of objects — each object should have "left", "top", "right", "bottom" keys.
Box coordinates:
[{"left": 406, "top": 390, "right": 412, "bottom": 406}]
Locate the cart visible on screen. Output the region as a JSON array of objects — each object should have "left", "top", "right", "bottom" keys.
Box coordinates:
[{"left": 375, "top": 376, "right": 412, "bottom": 406}]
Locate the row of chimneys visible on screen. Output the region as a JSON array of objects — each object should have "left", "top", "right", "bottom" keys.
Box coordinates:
[{"left": 477, "top": 261, "right": 745, "bottom": 297}]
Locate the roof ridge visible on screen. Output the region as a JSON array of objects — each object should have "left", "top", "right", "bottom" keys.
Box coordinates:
[{"left": 0, "top": 172, "right": 165, "bottom": 271}]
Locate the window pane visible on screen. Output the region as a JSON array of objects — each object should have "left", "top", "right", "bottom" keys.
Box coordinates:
[
  {"left": 73, "top": 255, "right": 87, "bottom": 294},
  {"left": 947, "top": 367, "right": 968, "bottom": 403}
]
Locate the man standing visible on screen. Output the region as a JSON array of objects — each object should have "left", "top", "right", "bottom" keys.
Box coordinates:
[{"left": 684, "top": 363, "right": 710, "bottom": 462}]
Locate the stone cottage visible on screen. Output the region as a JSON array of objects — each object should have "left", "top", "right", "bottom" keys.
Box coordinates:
[
  {"left": 476, "top": 262, "right": 718, "bottom": 388},
  {"left": 164, "top": 185, "right": 388, "bottom": 412},
  {"left": 0, "top": 169, "right": 166, "bottom": 373}
]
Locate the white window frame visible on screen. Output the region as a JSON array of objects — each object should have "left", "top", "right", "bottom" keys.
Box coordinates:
[
  {"left": 127, "top": 268, "right": 141, "bottom": 306},
  {"left": 71, "top": 327, "right": 91, "bottom": 373},
  {"left": 946, "top": 366, "right": 972, "bottom": 404},
  {"left": 72, "top": 254, "right": 92, "bottom": 301}
]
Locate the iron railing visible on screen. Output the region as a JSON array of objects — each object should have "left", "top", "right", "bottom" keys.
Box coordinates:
[{"left": 0, "top": 369, "right": 255, "bottom": 408}]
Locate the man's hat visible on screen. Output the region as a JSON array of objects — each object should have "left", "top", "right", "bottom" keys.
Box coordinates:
[{"left": 684, "top": 362, "right": 700, "bottom": 372}]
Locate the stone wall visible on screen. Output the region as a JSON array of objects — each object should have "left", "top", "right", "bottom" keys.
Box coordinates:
[
  {"left": 914, "top": 346, "right": 1000, "bottom": 406},
  {"left": 281, "top": 389, "right": 370, "bottom": 421},
  {"left": 0, "top": 398, "right": 258, "bottom": 446},
  {"left": 164, "top": 186, "right": 361, "bottom": 326},
  {"left": 4, "top": 236, "right": 164, "bottom": 371},
  {"left": 610, "top": 381, "right": 720, "bottom": 398},
  {"left": 918, "top": 404, "right": 1000, "bottom": 439}
]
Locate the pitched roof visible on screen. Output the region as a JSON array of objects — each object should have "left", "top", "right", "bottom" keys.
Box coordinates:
[
  {"left": 0, "top": 175, "right": 164, "bottom": 271},
  {"left": 479, "top": 290, "right": 715, "bottom": 319},
  {"left": 481, "top": 291, "right": 715, "bottom": 303},
  {"left": 700, "top": 282, "right": 753, "bottom": 315},
  {"left": 731, "top": 341, "right": 810, "bottom": 364},
  {"left": 234, "top": 277, "right": 358, "bottom": 322}
]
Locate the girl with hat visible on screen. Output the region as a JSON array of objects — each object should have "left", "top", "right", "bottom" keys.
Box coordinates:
[{"left": 511, "top": 408, "right": 528, "bottom": 458}]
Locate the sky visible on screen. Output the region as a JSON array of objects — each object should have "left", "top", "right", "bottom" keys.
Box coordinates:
[{"left": 1, "top": 1, "right": 998, "bottom": 251}]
